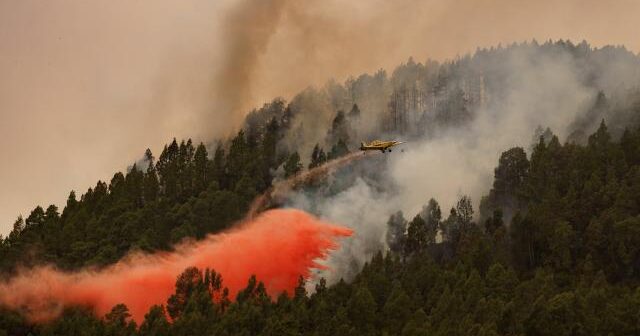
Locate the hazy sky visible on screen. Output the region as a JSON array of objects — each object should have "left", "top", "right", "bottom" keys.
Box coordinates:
[{"left": 1, "top": 0, "right": 639, "bottom": 235}]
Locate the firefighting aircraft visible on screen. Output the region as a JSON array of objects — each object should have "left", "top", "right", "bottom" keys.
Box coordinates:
[{"left": 359, "top": 140, "right": 405, "bottom": 153}]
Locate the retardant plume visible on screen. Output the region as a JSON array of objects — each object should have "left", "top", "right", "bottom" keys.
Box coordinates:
[
  {"left": 0, "top": 209, "right": 351, "bottom": 323},
  {"left": 247, "top": 151, "right": 378, "bottom": 218}
]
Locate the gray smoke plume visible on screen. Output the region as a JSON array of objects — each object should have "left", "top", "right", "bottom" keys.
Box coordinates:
[
  {"left": 4, "top": 0, "right": 640, "bottom": 236},
  {"left": 212, "top": 0, "right": 289, "bottom": 132},
  {"left": 276, "top": 42, "right": 640, "bottom": 287}
]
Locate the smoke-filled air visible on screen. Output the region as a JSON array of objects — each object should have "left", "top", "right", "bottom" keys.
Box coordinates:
[{"left": 3, "top": 0, "right": 640, "bottom": 335}]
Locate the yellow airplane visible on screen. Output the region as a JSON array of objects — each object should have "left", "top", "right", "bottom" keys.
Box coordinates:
[{"left": 360, "top": 140, "right": 405, "bottom": 153}]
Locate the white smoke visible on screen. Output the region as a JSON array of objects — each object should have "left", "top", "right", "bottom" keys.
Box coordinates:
[
  {"left": 391, "top": 46, "right": 595, "bottom": 216},
  {"left": 290, "top": 179, "right": 398, "bottom": 286},
  {"left": 292, "top": 43, "right": 603, "bottom": 286}
]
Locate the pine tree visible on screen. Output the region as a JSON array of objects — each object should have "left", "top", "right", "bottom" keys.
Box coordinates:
[
  {"left": 284, "top": 152, "right": 302, "bottom": 178},
  {"left": 143, "top": 150, "right": 160, "bottom": 203},
  {"left": 193, "top": 143, "right": 208, "bottom": 193},
  {"left": 25, "top": 206, "right": 45, "bottom": 229},
  {"left": 382, "top": 281, "right": 413, "bottom": 333},
  {"left": 104, "top": 304, "right": 136, "bottom": 336},
  {"left": 347, "top": 285, "right": 377, "bottom": 334},
  {"left": 386, "top": 211, "right": 407, "bottom": 254},
  {"left": 227, "top": 130, "right": 250, "bottom": 188},
  {"left": 211, "top": 145, "right": 226, "bottom": 189},
  {"left": 328, "top": 139, "right": 349, "bottom": 160},
  {"left": 168, "top": 267, "right": 204, "bottom": 320},
  {"left": 139, "top": 305, "right": 170, "bottom": 336},
  {"left": 420, "top": 198, "right": 442, "bottom": 245},
  {"left": 309, "top": 144, "right": 327, "bottom": 169},
  {"left": 405, "top": 215, "right": 428, "bottom": 255}
]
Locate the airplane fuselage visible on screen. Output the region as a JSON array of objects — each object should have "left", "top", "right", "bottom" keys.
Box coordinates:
[{"left": 360, "top": 140, "right": 404, "bottom": 153}]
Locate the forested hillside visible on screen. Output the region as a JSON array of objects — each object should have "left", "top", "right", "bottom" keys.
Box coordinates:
[{"left": 2, "top": 40, "right": 640, "bottom": 335}]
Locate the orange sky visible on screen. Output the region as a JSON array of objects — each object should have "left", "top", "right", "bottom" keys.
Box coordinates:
[{"left": 0, "top": 0, "right": 638, "bottom": 234}]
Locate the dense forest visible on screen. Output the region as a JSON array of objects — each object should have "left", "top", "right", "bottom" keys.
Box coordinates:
[{"left": 3, "top": 40, "right": 640, "bottom": 335}]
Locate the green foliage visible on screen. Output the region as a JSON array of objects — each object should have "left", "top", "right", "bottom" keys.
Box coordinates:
[
  {"left": 405, "top": 215, "right": 428, "bottom": 256},
  {"left": 386, "top": 211, "right": 407, "bottom": 254},
  {"left": 38, "top": 307, "right": 103, "bottom": 336},
  {"left": 283, "top": 152, "right": 303, "bottom": 178},
  {"left": 327, "top": 110, "right": 353, "bottom": 146},
  {"left": 0, "top": 127, "right": 277, "bottom": 271},
  {"left": 138, "top": 305, "right": 169, "bottom": 336},
  {"left": 480, "top": 147, "right": 529, "bottom": 221},
  {"left": 309, "top": 144, "right": 327, "bottom": 169},
  {"left": 103, "top": 304, "right": 136, "bottom": 336},
  {"left": 6, "top": 42, "right": 640, "bottom": 334},
  {"left": 328, "top": 139, "right": 350, "bottom": 160},
  {"left": 7, "top": 121, "right": 640, "bottom": 335}
]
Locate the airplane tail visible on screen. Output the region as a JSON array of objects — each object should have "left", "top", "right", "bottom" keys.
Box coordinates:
[{"left": 360, "top": 142, "right": 365, "bottom": 150}]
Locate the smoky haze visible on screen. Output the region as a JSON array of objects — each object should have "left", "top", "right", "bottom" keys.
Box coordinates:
[
  {"left": 1, "top": 0, "right": 640, "bottom": 235},
  {"left": 293, "top": 44, "right": 633, "bottom": 286}
]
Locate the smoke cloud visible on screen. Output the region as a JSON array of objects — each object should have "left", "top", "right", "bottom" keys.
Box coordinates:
[
  {"left": 0, "top": 209, "right": 351, "bottom": 323},
  {"left": 214, "top": 0, "right": 288, "bottom": 128},
  {"left": 390, "top": 46, "right": 596, "bottom": 214},
  {"left": 289, "top": 42, "right": 638, "bottom": 286},
  {"left": 3, "top": 0, "right": 640, "bottom": 234}
]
